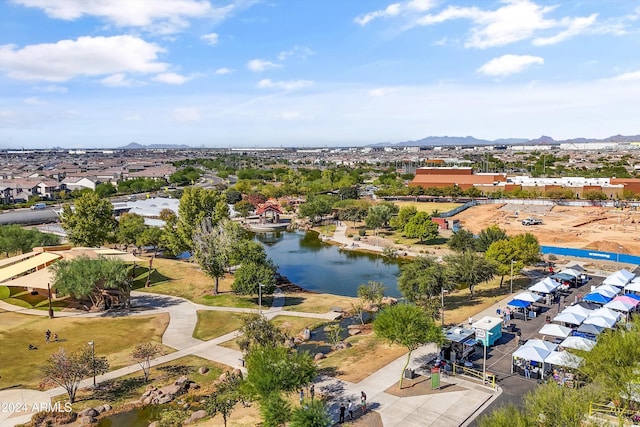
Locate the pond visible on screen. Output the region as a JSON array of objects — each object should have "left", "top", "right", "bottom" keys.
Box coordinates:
[
  {"left": 254, "top": 230, "right": 402, "bottom": 297},
  {"left": 97, "top": 405, "right": 164, "bottom": 427}
]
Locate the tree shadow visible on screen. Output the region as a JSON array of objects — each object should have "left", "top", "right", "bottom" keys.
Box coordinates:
[
  {"left": 131, "top": 269, "right": 171, "bottom": 290},
  {"left": 282, "top": 297, "right": 306, "bottom": 308},
  {"left": 85, "top": 377, "right": 147, "bottom": 402}
]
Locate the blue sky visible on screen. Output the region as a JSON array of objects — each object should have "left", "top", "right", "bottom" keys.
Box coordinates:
[{"left": 1, "top": 0, "right": 639, "bottom": 148}]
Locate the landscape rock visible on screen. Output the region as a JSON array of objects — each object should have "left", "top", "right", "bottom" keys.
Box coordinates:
[
  {"left": 78, "top": 415, "right": 97, "bottom": 425},
  {"left": 185, "top": 409, "right": 207, "bottom": 424},
  {"left": 78, "top": 408, "right": 99, "bottom": 418},
  {"left": 348, "top": 329, "right": 361, "bottom": 336},
  {"left": 232, "top": 369, "right": 243, "bottom": 378},
  {"left": 198, "top": 366, "right": 209, "bottom": 375},
  {"left": 175, "top": 375, "right": 190, "bottom": 386},
  {"left": 95, "top": 404, "right": 112, "bottom": 413},
  {"left": 156, "top": 394, "right": 174, "bottom": 404},
  {"left": 301, "top": 327, "right": 311, "bottom": 340},
  {"left": 314, "top": 352, "right": 325, "bottom": 361},
  {"left": 293, "top": 337, "right": 303, "bottom": 345}
]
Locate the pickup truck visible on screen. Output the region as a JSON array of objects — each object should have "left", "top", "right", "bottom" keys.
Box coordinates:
[{"left": 522, "top": 217, "right": 543, "bottom": 226}]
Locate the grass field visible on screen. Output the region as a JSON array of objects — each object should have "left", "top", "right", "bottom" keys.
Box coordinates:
[
  {"left": 392, "top": 201, "right": 462, "bottom": 213},
  {"left": 0, "top": 312, "right": 170, "bottom": 390},
  {"left": 0, "top": 285, "right": 71, "bottom": 311},
  {"left": 271, "top": 315, "right": 328, "bottom": 337},
  {"left": 192, "top": 310, "right": 245, "bottom": 341}
]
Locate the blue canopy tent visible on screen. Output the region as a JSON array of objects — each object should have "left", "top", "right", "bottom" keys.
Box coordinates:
[
  {"left": 507, "top": 299, "right": 533, "bottom": 321},
  {"left": 583, "top": 292, "right": 613, "bottom": 304}
]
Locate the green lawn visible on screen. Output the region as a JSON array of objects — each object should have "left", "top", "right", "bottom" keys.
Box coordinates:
[
  {"left": 193, "top": 310, "right": 244, "bottom": 341},
  {"left": 0, "top": 285, "right": 72, "bottom": 311},
  {"left": 0, "top": 312, "right": 170, "bottom": 390},
  {"left": 272, "top": 315, "right": 327, "bottom": 338}
]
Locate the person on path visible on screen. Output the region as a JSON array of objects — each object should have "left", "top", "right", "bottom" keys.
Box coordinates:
[
  {"left": 524, "top": 365, "right": 531, "bottom": 379},
  {"left": 360, "top": 391, "right": 367, "bottom": 412},
  {"left": 45, "top": 329, "right": 51, "bottom": 343},
  {"left": 299, "top": 388, "right": 304, "bottom": 404},
  {"left": 310, "top": 384, "right": 315, "bottom": 401},
  {"left": 348, "top": 400, "right": 354, "bottom": 420},
  {"left": 339, "top": 403, "right": 346, "bottom": 423}
]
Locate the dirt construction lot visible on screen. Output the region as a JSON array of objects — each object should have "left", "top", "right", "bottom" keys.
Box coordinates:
[{"left": 454, "top": 203, "right": 640, "bottom": 255}]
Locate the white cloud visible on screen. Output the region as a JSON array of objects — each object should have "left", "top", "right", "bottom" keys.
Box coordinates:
[
  {"left": 413, "top": 0, "right": 596, "bottom": 49},
  {"left": 278, "top": 46, "right": 315, "bottom": 61},
  {"left": 172, "top": 107, "right": 201, "bottom": 122},
  {"left": 215, "top": 67, "right": 233, "bottom": 75},
  {"left": 478, "top": 54, "right": 544, "bottom": 77},
  {"left": 100, "top": 73, "right": 136, "bottom": 87},
  {"left": 355, "top": 3, "right": 402, "bottom": 26},
  {"left": 11, "top": 0, "right": 233, "bottom": 34},
  {"left": 201, "top": 32, "right": 219, "bottom": 45},
  {"left": 257, "top": 79, "right": 314, "bottom": 91},
  {"left": 35, "top": 84, "right": 68, "bottom": 93},
  {"left": 123, "top": 114, "right": 142, "bottom": 121},
  {"left": 613, "top": 70, "right": 640, "bottom": 81},
  {"left": 152, "top": 72, "right": 189, "bottom": 85},
  {"left": 533, "top": 14, "right": 598, "bottom": 46},
  {"left": 0, "top": 36, "right": 167, "bottom": 82},
  {"left": 247, "top": 59, "right": 281, "bottom": 72},
  {"left": 23, "top": 97, "right": 45, "bottom": 105},
  {"left": 369, "top": 87, "right": 394, "bottom": 97}
]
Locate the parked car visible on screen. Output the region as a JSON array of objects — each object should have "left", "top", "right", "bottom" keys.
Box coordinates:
[
  {"left": 30, "top": 203, "right": 46, "bottom": 210},
  {"left": 522, "top": 217, "right": 543, "bottom": 226}
]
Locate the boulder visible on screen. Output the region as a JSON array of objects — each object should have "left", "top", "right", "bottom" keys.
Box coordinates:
[
  {"left": 155, "top": 394, "right": 174, "bottom": 405},
  {"left": 233, "top": 369, "right": 243, "bottom": 378},
  {"left": 78, "top": 415, "right": 97, "bottom": 425},
  {"left": 190, "top": 383, "right": 201, "bottom": 390},
  {"left": 314, "top": 352, "right": 325, "bottom": 361},
  {"left": 347, "top": 324, "right": 361, "bottom": 330},
  {"left": 293, "top": 337, "right": 303, "bottom": 345},
  {"left": 78, "top": 408, "right": 99, "bottom": 418},
  {"left": 95, "top": 404, "right": 112, "bottom": 413},
  {"left": 185, "top": 409, "right": 207, "bottom": 424},
  {"left": 301, "top": 327, "right": 311, "bottom": 340},
  {"left": 348, "top": 329, "right": 361, "bottom": 336},
  {"left": 198, "top": 366, "right": 209, "bottom": 375},
  {"left": 175, "top": 375, "right": 190, "bottom": 386}
]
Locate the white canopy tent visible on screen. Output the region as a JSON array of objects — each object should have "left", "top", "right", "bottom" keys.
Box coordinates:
[
  {"left": 624, "top": 279, "right": 640, "bottom": 293},
  {"left": 559, "top": 269, "right": 580, "bottom": 278},
  {"left": 603, "top": 269, "right": 634, "bottom": 287},
  {"left": 544, "top": 351, "right": 583, "bottom": 369},
  {"left": 523, "top": 339, "right": 558, "bottom": 353},
  {"left": 583, "top": 315, "right": 617, "bottom": 329},
  {"left": 513, "top": 345, "right": 550, "bottom": 363},
  {"left": 563, "top": 305, "right": 594, "bottom": 318},
  {"left": 593, "top": 286, "right": 620, "bottom": 298},
  {"left": 560, "top": 336, "right": 596, "bottom": 352},
  {"left": 512, "top": 292, "right": 543, "bottom": 303},
  {"left": 590, "top": 307, "right": 622, "bottom": 322},
  {"left": 529, "top": 278, "right": 560, "bottom": 294},
  {"left": 539, "top": 323, "right": 572, "bottom": 338},
  {"left": 553, "top": 312, "right": 586, "bottom": 326},
  {"left": 604, "top": 299, "right": 636, "bottom": 313}
]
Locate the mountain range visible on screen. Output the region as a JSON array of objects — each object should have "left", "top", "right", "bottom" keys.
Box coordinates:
[{"left": 372, "top": 134, "right": 640, "bottom": 147}]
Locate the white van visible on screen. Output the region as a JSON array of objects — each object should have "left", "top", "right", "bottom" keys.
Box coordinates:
[{"left": 30, "top": 203, "right": 46, "bottom": 210}]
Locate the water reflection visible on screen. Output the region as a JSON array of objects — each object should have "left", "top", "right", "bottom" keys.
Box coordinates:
[{"left": 254, "top": 230, "right": 402, "bottom": 297}]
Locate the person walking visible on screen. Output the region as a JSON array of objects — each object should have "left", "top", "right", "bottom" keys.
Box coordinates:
[
  {"left": 360, "top": 391, "right": 367, "bottom": 413},
  {"left": 45, "top": 329, "right": 51, "bottom": 343},
  {"left": 310, "top": 384, "right": 315, "bottom": 401},
  {"left": 348, "top": 400, "right": 354, "bottom": 420},
  {"left": 339, "top": 403, "right": 346, "bottom": 423}
]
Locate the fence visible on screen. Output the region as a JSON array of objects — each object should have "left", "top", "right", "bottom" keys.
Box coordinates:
[
  {"left": 438, "top": 201, "right": 478, "bottom": 218},
  {"left": 588, "top": 402, "right": 637, "bottom": 422},
  {"left": 540, "top": 245, "right": 640, "bottom": 265},
  {"left": 451, "top": 363, "right": 496, "bottom": 389}
]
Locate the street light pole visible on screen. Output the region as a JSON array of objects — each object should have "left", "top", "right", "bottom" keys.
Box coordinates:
[
  {"left": 88, "top": 341, "right": 96, "bottom": 387},
  {"left": 510, "top": 260, "right": 515, "bottom": 294},
  {"left": 441, "top": 289, "right": 449, "bottom": 327}
]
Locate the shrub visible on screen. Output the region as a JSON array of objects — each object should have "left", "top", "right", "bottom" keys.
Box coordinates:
[{"left": 358, "top": 229, "right": 366, "bottom": 237}]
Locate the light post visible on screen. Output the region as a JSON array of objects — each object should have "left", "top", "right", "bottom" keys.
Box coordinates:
[
  {"left": 440, "top": 289, "right": 449, "bottom": 327},
  {"left": 617, "top": 245, "right": 623, "bottom": 268},
  {"left": 87, "top": 341, "right": 96, "bottom": 387},
  {"left": 481, "top": 331, "right": 493, "bottom": 385},
  {"left": 510, "top": 259, "right": 515, "bottom": 294},
  {"left": 258, "top": 284, "right": 265, "bottom": 316}
]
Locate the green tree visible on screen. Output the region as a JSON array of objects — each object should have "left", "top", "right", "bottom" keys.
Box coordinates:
[
  {"left": 389, "top": 205, "right": 417, "bottom": 230},
  {"left": 447, "top": 229, "right": 477, "bottom": 252},
  {"left": 338, "top": 186, "right": 359, "bottom": 200},
  {"left": 131, "top": 342, "right": 164, "bottom": 382},
  {"left": 336, "top": 203, "right": 369, "bottom": 227},
  {"left": 523, "top": 383, "right": 598, "bottom": 427},
  {"left": 260, "top": 393, "right": 291, "bottom": 427},
  {"left": 234, "top": 200, "right": 254, "bottom": 220},
  {"left": 403, "top": 211, "right": 439, "bottom": 243},
  {"left": 205, "top": 371, "right": 245, "bottom": 427},
  {"left": 237, "top": 314, "right": 288, "bottom": 354},
  {"left": 137, "top": 226, "right": 163, "bottom": 256},
  {"left": 477, "top": 403, "right": 532, "bottom": 427},
  {"left": 245, "top": 345, "right": 316, "bottom": 399},
  {"left": 225, "top": 188, "right": 243, "bottom": 204},
  {"left": 117, "top": 212, "right": 147, "bottom": 250},
  {"left": 299, "top": 195, "right": 335, "bottom": 223},
  {"left": 374, "top": 304, "right": 444, "bottom": 388},
  {"left": 61, "top": 192, "right": 116, "bottom": 247},
  {"left": 95, "top": 182, "right": 116, "bottom": 198},
  {"left": 193, "top": 218, "right": 245, "bottom": 295},
  {"left": 52, "top": 256, "right": 131, "bottom": 309},
  {"left": 510, "top": 233, "right": 541, "bottom": 265},
  {"left": 290, "top": 400, "right": 332, "bottom": 427},
  {"left": 232, "top": 260, "right": 277, "bottom": 295},
  {"left": 582, "top": 190, "right": 609, "bottom": 201},
  {"left": 445, "top": 251, "right": 495, "bottom": 298},
  {"left": 365, "top": 203, "right": 396, "bottom": 236},
  {"left": 0, "top": 225, "right": 60, "bottom": 256},
  {"left": 475, "top": 225, "right": 508, "bottom": 252},
  {"left": 397, "top": 256, "right": 448, "bottom": 318},
  {"left": 41, "top": 347, "right": 109, "bottom": 403},
  {"left": 357, "top": 280, "right": 385, "bottom": 310},
  {"left": 176, "top": 187, "right": 227, "bottom": 253}
]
